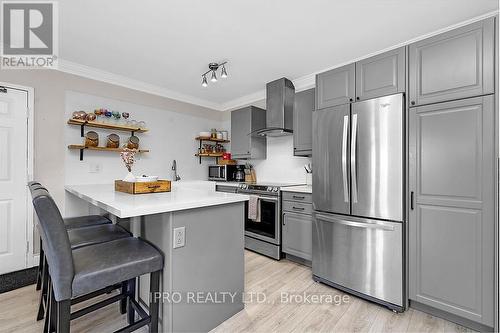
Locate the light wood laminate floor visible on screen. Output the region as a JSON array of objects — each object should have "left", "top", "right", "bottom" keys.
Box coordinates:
[{"left": 0, "top": 251, "right": 473, "bottom": 333}]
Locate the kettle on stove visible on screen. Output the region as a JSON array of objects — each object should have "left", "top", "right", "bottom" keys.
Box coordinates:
[{"left": 233, "top": 165, "right": 245, "bottom": 182}]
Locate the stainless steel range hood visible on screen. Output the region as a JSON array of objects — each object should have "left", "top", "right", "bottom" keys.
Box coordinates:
[{"left": 256, "top": 78, "right": 295, "bottom": 137}]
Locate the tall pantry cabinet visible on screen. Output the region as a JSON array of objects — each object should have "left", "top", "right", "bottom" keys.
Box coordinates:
[{"left": 408, "top": 16, "right": 496, "bottom": 331}]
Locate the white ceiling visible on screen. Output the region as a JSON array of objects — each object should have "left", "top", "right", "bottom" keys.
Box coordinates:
[{"left": 59, "top": 0, "right": 498, "bottom": 110}]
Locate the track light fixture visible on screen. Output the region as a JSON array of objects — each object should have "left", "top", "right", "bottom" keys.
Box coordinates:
[{"left": 201, "top": 62, "right": 228, "bottom": 87}]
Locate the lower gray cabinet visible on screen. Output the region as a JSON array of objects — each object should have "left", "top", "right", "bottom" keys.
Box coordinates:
[
  {"left": 409, "top": 95, "right": 495, "bottom": 328},
  {"left": 293, "top": 88, "right": 314, "bottom": 156},
  {"left": 282, "top": 212, "right": 312, "bottom": 261}
]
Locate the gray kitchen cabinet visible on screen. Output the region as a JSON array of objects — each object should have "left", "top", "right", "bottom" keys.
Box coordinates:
[
  {"left": 230, "top": 106, "right": 266, "bottom": 160},
  {"left": 355, "top": 47, "right": 405, "bottom": 101},
  {"left": 409, "top": 17, "right": 494, "bottom": 107},
  {"left": 282, "top": 212, "right": 312, "bottom": 261},
  {"left": 293, "top": 88, "right": 314, "bottom": 156},
  {"left": 282, "top": 191, "right": 313, "bottom": 263},
  {"left": 409, "top": 96, "right": 495, "bottom": 328},
  {"left": 316, "top": 63, "right": 355, "bottom": 109}
]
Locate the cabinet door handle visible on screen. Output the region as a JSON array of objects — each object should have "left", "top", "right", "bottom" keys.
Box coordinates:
[
  {"left": 410, "top": 191, "right": 414, "bottom": 210},
  {"left": 292, "top": 195, "right": 305, "bottom": 200},
  {"left": 411, "top": 101, "right": 416, "bottom": 106},
  {"left": 349, "top": 98, "right": 353, "bottom": 102},
  {"left": 356, "top": 97, "right": 360, "bottom": 100},
  {"left": 292, "top": 206, "right": 305, "bottom": 211}
]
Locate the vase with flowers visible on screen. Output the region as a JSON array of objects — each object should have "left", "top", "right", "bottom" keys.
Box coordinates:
[{"left": 120, "top": 148, "right": 137, "bottom": 182}]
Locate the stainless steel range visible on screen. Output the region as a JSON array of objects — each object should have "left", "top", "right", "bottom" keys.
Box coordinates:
[{"left": 236, "top": 182, "right": 301, "bottom": 260}]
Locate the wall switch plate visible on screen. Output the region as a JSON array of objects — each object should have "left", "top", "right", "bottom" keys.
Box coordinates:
[
  {"left": 89, "top": 163, "right": 101, "bottom": 173},
  {"left": 173, "top": 226, "right": 185, "bottom": 249}
]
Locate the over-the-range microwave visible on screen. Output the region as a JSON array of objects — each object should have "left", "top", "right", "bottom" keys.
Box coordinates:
[{"left": 208, "top": 164, "right": 238, "bottom": 181}]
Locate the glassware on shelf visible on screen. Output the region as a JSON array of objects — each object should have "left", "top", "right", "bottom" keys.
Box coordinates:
[
  {"left": 112, "top": 111, "right": 121, "bottom": 124},
  {"left": 137, "top": 120, "right": 146, "bottom": 129},
  {"left": 122, "top": 112, "right": 130, "bottom": 125},
  {"left": 104, "top": 110, "right": 112, "bottom": 124}
]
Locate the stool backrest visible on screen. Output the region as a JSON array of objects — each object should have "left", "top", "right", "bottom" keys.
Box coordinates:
[{"left": 31, "top": 188, "right": 74, "bottom": 301}]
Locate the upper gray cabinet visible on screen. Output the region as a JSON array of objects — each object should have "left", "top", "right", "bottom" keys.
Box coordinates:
[
  {"left": 355, "top": 47, "right": 405, "bottom": 101},
  {"left": 316, "top": 63, "right": 355, "bottom": 109},
  {"left": 293, "top": 88, "right": 314, "bottom": 156},
  {"left": 409, "top": 17, "right": 494, "bottom": 107},
  {"left": 230, "top": 106, "right": 266, "bottom": 160}
]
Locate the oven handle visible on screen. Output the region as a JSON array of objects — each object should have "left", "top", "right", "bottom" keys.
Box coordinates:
[{"left": 238, "top": 192, "right": 279, "bottom": 201}]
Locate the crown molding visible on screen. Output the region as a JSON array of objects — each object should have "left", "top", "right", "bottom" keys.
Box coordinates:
[
  {"left": 220, "top": 9, "right": 499, "bottom": 111},
  {"left": 55, "top": 10, "right": 498, "bottom": 113},
  {"left": 57, "top": 59, "right": 223, "bottom": 111}
]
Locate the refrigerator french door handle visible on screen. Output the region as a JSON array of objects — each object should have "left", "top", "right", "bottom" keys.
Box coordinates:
[
  {"left": 351, "top": 114, "right": 358, "bottom": 203},
  {"left": 315, "top": 214, "right": 395, "bottom": 231},
  {"left": 341, "top": 115, "right": 349, "bottom": 203}
]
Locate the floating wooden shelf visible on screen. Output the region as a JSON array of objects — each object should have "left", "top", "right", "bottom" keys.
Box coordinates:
[
  {"left": 195, "top": 136, "right": 229, "bottom": 143},
  {"left": 195, "top": 136, "right": 229, "bottom": 164},
  {"left": 195, "top": 153, "right": 224, "bottom": 158},
  {"left": 68, "top": 119, "right": 149, "bottom": 134},
  {"left": 68, "top": 144, "right": 150, "bottom": 161}
]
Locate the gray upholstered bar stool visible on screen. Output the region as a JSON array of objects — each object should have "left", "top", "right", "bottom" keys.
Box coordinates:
[
  {"left": 31, "top": 188, "right": 163, "bottom": 333},
  {"left": 28, "top": 182, "right": 132, "bottom": 323},
  {"left": 29, "top": 182, "right": 113, "bottom": 292}
]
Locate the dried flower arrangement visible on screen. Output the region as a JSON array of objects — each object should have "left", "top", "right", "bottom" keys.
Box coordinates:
[{"left": 120, "top": 148, "right": 137, "bottom": 182}]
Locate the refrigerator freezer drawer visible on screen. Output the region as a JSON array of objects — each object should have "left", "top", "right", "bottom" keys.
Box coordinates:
[{"left": 312, "top": 213, "right": 403, "bottom": 307}]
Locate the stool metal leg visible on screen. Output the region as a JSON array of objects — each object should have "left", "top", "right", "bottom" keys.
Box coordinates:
[
  {"left": 127, "top": 278, "right": 136, "bottom": 325},
  {"left": 149, "top": 270, "right": 161, "bottom": 333},
  {"left": 49, "top": 286, "right": 57, "bottom": 333},
  {"left": 120, "top": 281, "right": 128, "bottom": 314},
  {"left": 43, "top": 278, "right": 51, "bottom": 333},
  {"left": 36, "top": 239, "right": 44, "bottom": 290},
  {"left": 56, "top": 300, "right": 71, "bottom": 333},
  {"left": 37, "top": 257, "right": 49, "bottom": 321}
]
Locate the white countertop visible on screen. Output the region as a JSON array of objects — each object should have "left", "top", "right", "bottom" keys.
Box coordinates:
[
  {"left": 281, "top": 185, "right": 312, "bottom": 194},
  {"left": 65, "top": 182, "right": 249, "bottom": 218}
]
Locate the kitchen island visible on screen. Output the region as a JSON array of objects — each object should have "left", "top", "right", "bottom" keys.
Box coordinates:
[{"left": 65, "top": 182, "right": 248, "bottom": 333}]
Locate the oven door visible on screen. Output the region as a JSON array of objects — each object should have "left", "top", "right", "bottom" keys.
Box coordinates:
[{"left": 244, "top": 194, "right": 280, "bottom": 245}]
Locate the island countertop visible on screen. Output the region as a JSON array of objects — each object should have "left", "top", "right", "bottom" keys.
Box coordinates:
[{"left": 65, "top": 182, "right": 249, "bottom": 218}]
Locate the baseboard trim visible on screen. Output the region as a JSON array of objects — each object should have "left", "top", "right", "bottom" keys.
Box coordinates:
[
  {"left": 409, "top": 300, "right": 494, "bottom": 332},
  {"left": 0, "top": 267, "right": 38, "bottom": 294}
]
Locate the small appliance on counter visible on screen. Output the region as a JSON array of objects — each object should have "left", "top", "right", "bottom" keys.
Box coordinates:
[
  {"left": 208, "top": 164, "right": 238, "bottom": 182},
  {"left": 233, "top": 165, "right": 246, "bottom": 182}
]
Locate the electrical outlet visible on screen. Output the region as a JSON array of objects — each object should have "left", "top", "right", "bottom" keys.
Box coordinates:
[
  {"left": 173, "top": 226, "right": 185, "bottom": 249},
  {"left": 89, "top": 163, "right": 101, "bottom": 173}
]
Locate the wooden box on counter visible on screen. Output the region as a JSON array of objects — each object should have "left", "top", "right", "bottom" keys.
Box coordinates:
[{"left": 115, "top": 180, "right": 171, "bottom": 194}]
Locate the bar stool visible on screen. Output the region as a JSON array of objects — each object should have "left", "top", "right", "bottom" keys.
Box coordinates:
[
  {"left": 27, "top": 183, "right": 132, "bottom": 323},
  {"left": 31, "top": 188, "right": 163, "bottom": 333},
  {"left": 29, "top": 182, "right": 112, "bottom": 291}
]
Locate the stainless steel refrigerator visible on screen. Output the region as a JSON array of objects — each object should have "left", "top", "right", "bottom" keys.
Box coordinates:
[{"left": 312, "top": 93, "right": 404, "bottom": 312}]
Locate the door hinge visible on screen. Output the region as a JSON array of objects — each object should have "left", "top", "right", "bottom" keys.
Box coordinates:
[{"left": 26, "top": 241, "right": 30, "bottom": 254}]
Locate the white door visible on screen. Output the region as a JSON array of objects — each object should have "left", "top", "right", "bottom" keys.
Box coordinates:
[{"left": 0, "top": 87, "right": 29, "bottom": 274}]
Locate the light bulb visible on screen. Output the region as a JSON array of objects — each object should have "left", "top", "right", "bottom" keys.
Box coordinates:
[
  {"left": 221, "top": 65, "right": 228, "bottom": 78},
  {"left": 210, "top": 70, "right": 217, "bottom": 82},
  {"left": 202, "top": 75, "right": 208, "bottom": 87}
]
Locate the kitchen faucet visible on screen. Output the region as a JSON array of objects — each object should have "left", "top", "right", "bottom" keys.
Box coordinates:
[{"left": 172, "top": 160, "right": 181, "bottom": 181}]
